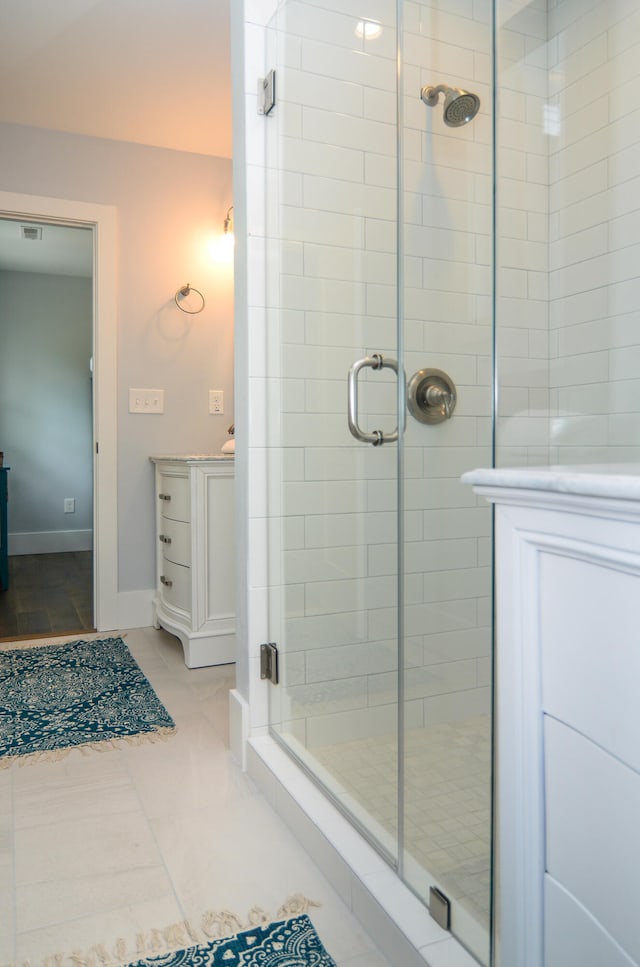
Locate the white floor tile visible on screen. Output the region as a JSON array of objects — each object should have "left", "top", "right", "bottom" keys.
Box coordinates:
[{"left": 1, "top": 627, "right": 392, "bottom": 967}]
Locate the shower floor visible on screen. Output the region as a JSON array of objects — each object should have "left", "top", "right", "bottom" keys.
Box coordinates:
[{"left": 314, "top": 714, "right": 491, "bottom": 926}]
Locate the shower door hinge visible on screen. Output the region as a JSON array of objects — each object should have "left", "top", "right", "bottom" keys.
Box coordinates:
[
  {"left": 260, "top": 642, "right": 279, "bottom": 684},
  {"left": 258, "top": 70, "right": 276, "bottom": 115},
  {"left": 429, "top": 886, "right": 451, "bottom": 931}
]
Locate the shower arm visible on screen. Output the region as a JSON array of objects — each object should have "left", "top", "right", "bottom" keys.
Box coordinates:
[{"left": 420, "top": 84, "right": 448, "bottom": 106}]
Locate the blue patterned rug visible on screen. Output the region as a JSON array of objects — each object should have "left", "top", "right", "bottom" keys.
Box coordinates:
[
  {"left": 126, "top": 915, "right": 336, "bottom": 967},
  {"left": 0, "top": 635, "right": 175, "bottom": 766}
]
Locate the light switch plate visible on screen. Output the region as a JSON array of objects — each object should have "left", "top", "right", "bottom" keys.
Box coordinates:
[{"left": 129, "top": 389, "right": 164, "bottom": 413}]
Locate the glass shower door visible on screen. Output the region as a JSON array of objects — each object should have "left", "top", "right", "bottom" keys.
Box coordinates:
[
  {"left": 398, "top": 4, "right": 494, "bottom": 963},
  {"left": 263, "top": 0, "right": 494, "bottom": 962},
  {"left": 263, "top": 0, "right": 402, "bottom": 865}
]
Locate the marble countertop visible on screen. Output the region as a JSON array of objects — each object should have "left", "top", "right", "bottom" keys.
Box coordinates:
[
  {"left": 149, "top": 454, "right": 234, "bottom": 463},
  {"left": 462, "top": 464, "right": 640, "bottom": 501}
]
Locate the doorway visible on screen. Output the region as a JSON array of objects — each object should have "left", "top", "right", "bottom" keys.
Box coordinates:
[
  {"left": 0, "top": 218, "right": 94, "bottom": 638},
  {"left": 0, "top": 191, "right": 119, "bottom": 634}
]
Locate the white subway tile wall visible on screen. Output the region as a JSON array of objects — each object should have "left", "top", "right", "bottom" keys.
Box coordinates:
[
  {"left": 547, "top": 0, "right": 640, "bottom": 463},
  {"left": 495, "top": 0, "right": 551, "bottom": 468}
]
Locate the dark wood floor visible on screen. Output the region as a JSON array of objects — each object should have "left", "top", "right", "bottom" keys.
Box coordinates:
[{"left": 0, "top": 551, "right": 94, "bottom": 639}]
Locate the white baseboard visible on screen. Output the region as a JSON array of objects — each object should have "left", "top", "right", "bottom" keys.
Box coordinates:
[
  {"left": 229, "top": 689, "right": 249, "bottom": 770},
  {"left": 9, "top": 529, "right": 93, "bottom": 555},
  {"left": 113, "top": 590, "right": 155, "bottom": 633}
]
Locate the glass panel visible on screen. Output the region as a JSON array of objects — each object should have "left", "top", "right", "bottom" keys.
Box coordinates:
[
  {"left": 399, "top": 3, "right": 493, "bottom": 963},
  {"left": 496, "top": 0, "right": 640, "bottom": 472},
  {"left": 265, "top": 0, "right": 401, "bottom": 864}
]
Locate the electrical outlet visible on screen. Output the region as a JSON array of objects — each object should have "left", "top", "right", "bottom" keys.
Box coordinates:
[
  {"left": 209, "top": 389, "right": 224, "bottom": 414},
  {"left": 129, "top": 389, "right": 165, "bottom": 414},
  {"left": 64, "top": 498, "right": 75, "bottom": 513}
]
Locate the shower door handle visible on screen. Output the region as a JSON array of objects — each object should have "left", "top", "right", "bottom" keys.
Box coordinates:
[{"left": 348, "top": 353, "right": 403, "bottom": 446}]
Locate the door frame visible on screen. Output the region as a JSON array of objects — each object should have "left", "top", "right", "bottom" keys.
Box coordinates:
[{"left": 0, "top": 190, "right": 118, "bottom": 630}]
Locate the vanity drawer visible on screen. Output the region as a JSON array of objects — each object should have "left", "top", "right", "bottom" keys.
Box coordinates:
[
  {"left": 157, "top": 473, "right": 190, "bottom": 522},
  {"left": 159, "top": 559, "right": 190, "bottom": 613},
  {"left": 158, "top": 518, "right": 190, "bottom": 567}
]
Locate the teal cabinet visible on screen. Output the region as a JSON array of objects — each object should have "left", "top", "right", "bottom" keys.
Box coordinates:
[{"left": 0, "top": 467, "right": 8, "bottom": 591}]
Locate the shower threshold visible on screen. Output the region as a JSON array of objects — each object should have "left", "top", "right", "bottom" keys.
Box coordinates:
[{"left": 246, "top": 734, "right": 483, "bottom": 967}]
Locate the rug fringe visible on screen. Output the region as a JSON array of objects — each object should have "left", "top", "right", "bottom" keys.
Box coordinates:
[
  {"left": 1, "top": 896, "right": 320, "bottom": 967},
  {"left": 0, "top": 726, "right": 176, "bottom": 771}
]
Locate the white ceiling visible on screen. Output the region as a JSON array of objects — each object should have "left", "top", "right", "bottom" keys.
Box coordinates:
[{"left": 0, "top": 0, "right": 232, "bottom": 275}]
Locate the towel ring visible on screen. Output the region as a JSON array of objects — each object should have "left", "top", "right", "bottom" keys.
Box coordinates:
[{"left": 174, "top": 283, "right": 205, "bottom": 314}]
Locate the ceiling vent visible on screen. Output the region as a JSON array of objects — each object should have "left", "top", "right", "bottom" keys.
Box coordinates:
[{"left": 20, "top": 224, "right": 43, "bottom": 241}]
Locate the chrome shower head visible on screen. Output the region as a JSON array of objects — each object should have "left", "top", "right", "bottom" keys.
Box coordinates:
[{"left": 420, "top": 84, "right": 480, "bottom": 127}]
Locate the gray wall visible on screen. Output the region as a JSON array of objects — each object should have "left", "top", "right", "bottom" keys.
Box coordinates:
[
  {"left": 0, "top": 270, "right": 93, "bottom": 546},
  {"left": 0, "top": 121, "right": 234, "bottom": 592}
]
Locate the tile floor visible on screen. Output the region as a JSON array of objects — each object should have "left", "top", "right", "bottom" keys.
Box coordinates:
[
  {"left": 0, "top": 627, "right": 391, "bottom": 967},
  {"left": 315, "top": 716, "right": 491, "bottom": 924}
]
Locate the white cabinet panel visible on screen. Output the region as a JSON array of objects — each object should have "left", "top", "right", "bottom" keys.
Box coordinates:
[
  {"left": 545, "top": 716, "right": 640, "bottom": 964},
  {"left": 545, "top": 876, "right": 636, "bottom": 967},
  {"left": 204, "top": 473, "right": 235, "bottom": 621},
  {"left": 540, "top": 553, "right": 640, "bottom": 774}
]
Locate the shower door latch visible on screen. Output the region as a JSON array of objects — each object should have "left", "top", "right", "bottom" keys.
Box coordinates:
[
  {"left": 260, "top": 642, "right": 279, "bottom": 684},
  {"left": 347, "top": 353, "right": 404, "bottom": 446}
]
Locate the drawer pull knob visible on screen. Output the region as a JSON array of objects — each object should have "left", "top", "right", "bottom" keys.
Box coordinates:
[
  {"left": 158, "top": 493, "right": 172, "bottom": 501},
  {"left": 159, "top": 534, "right": 172, "bottom": 544},
  {"left": 160, "top": 575, "right": 173, "bottom": 587}
]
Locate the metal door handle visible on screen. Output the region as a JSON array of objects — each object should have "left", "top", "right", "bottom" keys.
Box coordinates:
[
  {"left": 158, "top": 493, "right": 171, "bottom": 501},
  {"left": 159, "top": 534, "right": 172, "bottom": 544},
  {"left": 348, "top": 353, "right": 403, "bottom": 446},
  {"left": 160, "top": 575, "right": 173, "bottom": 587}
]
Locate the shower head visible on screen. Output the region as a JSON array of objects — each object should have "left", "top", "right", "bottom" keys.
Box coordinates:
[{"left": 420, "top": 84, "right": 480, "bottom": 127}]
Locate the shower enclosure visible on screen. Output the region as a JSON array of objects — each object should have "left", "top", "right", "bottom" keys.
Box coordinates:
[{"left": 239, "top": 1, "right": 640, "bottom": 963}]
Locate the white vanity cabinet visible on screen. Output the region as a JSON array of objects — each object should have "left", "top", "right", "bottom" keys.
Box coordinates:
[
  {"left": 150, "top": 455, "right": 235, "bottom": 668},
  {"left": 464, "top": 466, "right": 640, "bottom": 967}
]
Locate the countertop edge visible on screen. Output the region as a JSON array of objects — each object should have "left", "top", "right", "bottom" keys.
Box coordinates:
[
  {"left": 149, "top": 454, "right": 234, "bottom": 463},
  {"left": 462, "top": 465, "right": 640, "bottom": 502}
]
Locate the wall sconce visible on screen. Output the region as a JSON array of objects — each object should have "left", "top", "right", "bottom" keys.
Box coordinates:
[{"left": 207, "top": 205, "right": 235, "bottom": 263}]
